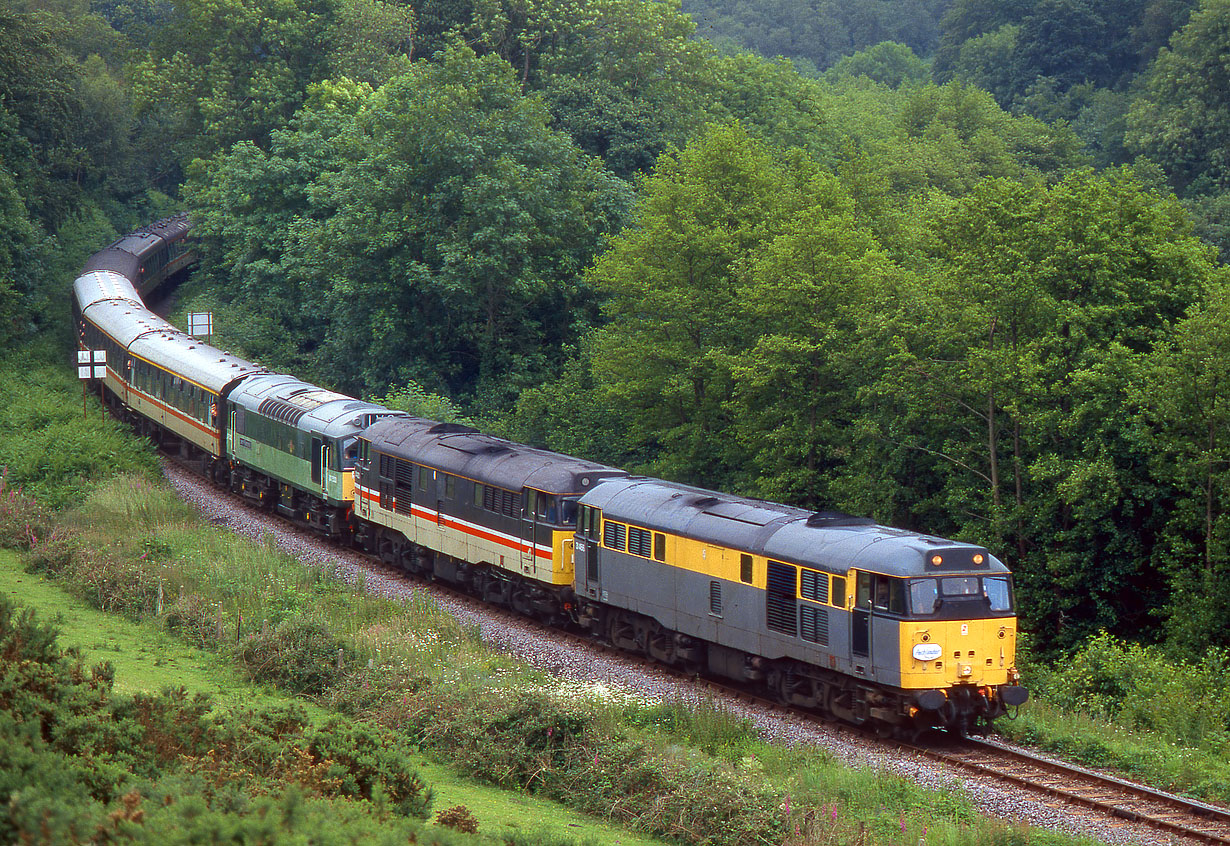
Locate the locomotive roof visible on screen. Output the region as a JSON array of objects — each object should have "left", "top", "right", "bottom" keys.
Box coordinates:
[
  {"left": 582, "top": 477, "right": 1008, "bottom": 578},
  {"left": 76, "top": 272, "right": 266, "bottom": 393},
  {"left": 362, "top": 416, "right": 627, "bottom": 494},
  {"left": 229, "top": 374, "right": 401, "bottom": 438}
]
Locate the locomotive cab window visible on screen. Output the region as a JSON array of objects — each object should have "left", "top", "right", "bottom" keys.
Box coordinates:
[
  {"left": 340, "top": 438, "right": 359, "bottom": 469},
  {"left": 857, "top": 572, "right": 906, "bottom": 615},
  {"left": 909, "top": 576, "right": 1015, "bottom": 616}
]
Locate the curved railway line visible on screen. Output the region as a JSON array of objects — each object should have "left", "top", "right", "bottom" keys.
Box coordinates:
[
  {"left": 163, "top": 452, "right": 1230, "bottom": 846},
  {"left": 913, "top": 738, "right": 1230, "bottom": 845}
]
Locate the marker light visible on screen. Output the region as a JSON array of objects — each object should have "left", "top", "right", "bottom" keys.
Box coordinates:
[
  {"left": 930, "top": 555, "right": 943, "bottom": 566},
  {"left": 973, "top": 553, "right": 985, "bottom": 565}
]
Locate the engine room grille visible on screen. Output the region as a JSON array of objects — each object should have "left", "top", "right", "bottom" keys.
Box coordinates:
[
  {"left": 628, "top": 526, "right": 651, "bottom": 557},
  {"left": 800, "top": 568, "right": 828, "bottom": 603},
  {"left": 709, "top": 581, "right": 723, "bottom": 615},
  {"left": 603, "top": 521, "right": 626, "bottom": 551},
  {"left": 395, "top": 459, "right": 414, "bottom": 487},
  {"left": 767, "top": 561, "right": 796, "bottom": 596},
  {"left": 800, "top": 605, "right": 829, "bottom": 645},
  {"left": 766, "top": 560, "right": 798, "bottom": 636}
]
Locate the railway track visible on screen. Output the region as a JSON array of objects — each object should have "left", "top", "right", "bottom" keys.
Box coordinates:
[{"left": 913, "top": 737, "right": 1230, "bottom": 844}]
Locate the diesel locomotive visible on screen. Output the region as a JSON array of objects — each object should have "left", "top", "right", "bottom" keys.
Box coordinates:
[{"left": 73, "top": 216, "right": 1028, "bottom": 736}]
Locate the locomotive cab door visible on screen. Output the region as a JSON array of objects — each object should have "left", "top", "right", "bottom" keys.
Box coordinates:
[
  {"left": 311, "top": 437, "right": 324, "bottom": 492},
  {"left": 520, "top": 489, "right": 539, "bottom": 577},
  {"left": 852, "top": 571, "right": 872, "bottom": 660}
]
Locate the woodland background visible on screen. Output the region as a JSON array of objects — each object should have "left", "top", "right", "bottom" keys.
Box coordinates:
[{"left": 5, "top": 0, "right": 1230, "bottom": 662}]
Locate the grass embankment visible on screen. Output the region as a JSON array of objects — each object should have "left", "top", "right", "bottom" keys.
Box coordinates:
[{"left": 0, "top": 549, "right": 665, "bottom": 846}]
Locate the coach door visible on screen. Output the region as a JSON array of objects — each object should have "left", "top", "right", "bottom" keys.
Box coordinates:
[{"left": 852, "top": 571, "right": 872, "bottom": 661}]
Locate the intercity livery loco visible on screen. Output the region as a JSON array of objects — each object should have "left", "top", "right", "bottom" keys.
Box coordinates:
[{"left": 73, "top": 217, "right": 1029, "bottom": 735}]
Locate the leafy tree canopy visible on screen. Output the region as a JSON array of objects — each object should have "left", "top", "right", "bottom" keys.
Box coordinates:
[
  {"left": 187, "top": 45, "right": 630, "bottom": 405},
  {"left": 1127, "top": 0, "right": 1230, "bottom": 196}
]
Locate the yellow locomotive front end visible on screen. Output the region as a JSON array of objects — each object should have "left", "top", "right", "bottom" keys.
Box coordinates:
[{"left": 851, "top": 562, "right": 1028, "bottom": 732}]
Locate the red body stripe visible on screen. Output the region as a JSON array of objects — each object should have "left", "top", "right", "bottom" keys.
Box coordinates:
[
  {"left": 357, "top": 487, "right": 552, "bottom": 560},
  {"left": 119, "top": 371, "right": 222, "bottom": 446}
]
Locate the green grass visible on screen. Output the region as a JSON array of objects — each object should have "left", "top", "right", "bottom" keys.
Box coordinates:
[
  {"left": 0, "top": 548, "right": 292, "bottom": 709},
  {"left": 0, "top": 548, "right": 666, "bottom": 846}
]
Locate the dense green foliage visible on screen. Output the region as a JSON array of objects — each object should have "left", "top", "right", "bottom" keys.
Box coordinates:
[
  {"left": 186, "top": 47, "right": 631, "bottom": 403},
  {"left": 0, "top": 593, "right": 438, "bottom": 843},
  {"left": 683, "top": 0, "right": 949, "bottom": 73}
]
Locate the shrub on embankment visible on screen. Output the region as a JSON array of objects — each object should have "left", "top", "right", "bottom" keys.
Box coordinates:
[{"left": 0, "top": 594, "right": 436, "bottom": 844}]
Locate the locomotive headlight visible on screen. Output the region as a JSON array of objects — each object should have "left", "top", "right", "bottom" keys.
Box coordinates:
[{"left": 959, "top": 664, "right": 973, "bottom": 677}]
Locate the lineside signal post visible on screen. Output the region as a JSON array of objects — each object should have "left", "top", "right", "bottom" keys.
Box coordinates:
[{"left": 78, "top": 349, "right": 105, "bottom": 418}]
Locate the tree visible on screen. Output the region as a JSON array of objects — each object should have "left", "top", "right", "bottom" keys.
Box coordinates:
[
  {"left": 129, "top": 0, "right": 335, "bottom": 178},
  {"left": 1127, "top": 0, "right": 1230, "bottom": 195},
  {"left": 822, "top": 41, "right": 930, "bottom": 87},
  {"left": 1134, "top": 280, "right": 1230, "bottom": 654},
  {"left": 188, "top": 46, "right": 629, "bottom": 404},
  {"left": 851, "top": 169, "right": 1216, "bottom": 648},
  {"left": 585, "top": 123, "right": 841, "bottom": 488},
  {"left": 326, "top": 0, "right": 414, "bottom": 85},
  {"left": 730, "top": 201, "right": 904, "bottom": 507}
]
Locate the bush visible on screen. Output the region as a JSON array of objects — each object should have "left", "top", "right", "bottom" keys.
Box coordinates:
[
  {"left": 306, "top": 718, "right": 432, "bottom": 818},
  {"left": 408, "top": 688, "right": 785, "bottom": 846},
  {"left": 233, "top": 615, "right": 355, "bottom": 695},
  {"left": 1036, "top": 631, "right": 1230, "bottom": 747},
  {"left": 0, "top": 474, "right": 55, "bottom": 550},
  {"left": 435, "top": 805, "right": 479, "bottom": 833}
]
